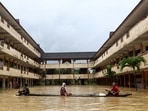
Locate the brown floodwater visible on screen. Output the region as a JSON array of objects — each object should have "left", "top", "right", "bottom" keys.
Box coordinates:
[{"left": 0, "top": 85, "right": 148, "bottom": 111}]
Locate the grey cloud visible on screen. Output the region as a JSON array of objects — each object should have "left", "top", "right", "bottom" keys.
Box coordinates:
[{"left": 0, "top": 0, "right": 140, "bottom": 52}]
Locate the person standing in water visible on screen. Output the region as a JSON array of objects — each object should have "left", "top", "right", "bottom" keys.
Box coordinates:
[{"left": 60, "top": 82, "right": 72, "bottom": 96}]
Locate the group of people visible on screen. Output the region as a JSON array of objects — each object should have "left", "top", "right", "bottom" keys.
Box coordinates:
[
  {"left": 60, "top": 82, "right": 120, "bottom": 96},
  {"left": 17, "top": 82, "right": 119, "bottom": 96}
]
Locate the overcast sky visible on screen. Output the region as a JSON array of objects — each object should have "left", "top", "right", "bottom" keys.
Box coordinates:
[{"left": 0, "top": 0, "right": 140, "bottom": 52}]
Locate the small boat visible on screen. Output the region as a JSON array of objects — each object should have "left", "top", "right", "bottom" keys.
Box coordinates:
[{"left": 16, "top": 93, "right": 132, "bottom": 97}]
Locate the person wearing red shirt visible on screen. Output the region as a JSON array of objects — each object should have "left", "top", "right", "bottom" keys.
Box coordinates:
[{"left": 106, "top": 82, "right": 120, "bottom": 96}]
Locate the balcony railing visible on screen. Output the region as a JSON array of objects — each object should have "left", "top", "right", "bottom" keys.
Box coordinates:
[
  {"left": 0, "top": 43, "right": 39, "bottom": 67},
  {"left": 40, "top": 62, "right": 94, "bottom": 69},
  {"left": 0, "top": 66, "right": 40, "bottom": 79},
  {"left": 46, "top": 73, "right": 94, "bottom": 80}
]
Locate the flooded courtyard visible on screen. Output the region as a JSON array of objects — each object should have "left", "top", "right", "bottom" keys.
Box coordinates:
[{"left": 0, "top": 85, "right": 148, "bottom": 111}]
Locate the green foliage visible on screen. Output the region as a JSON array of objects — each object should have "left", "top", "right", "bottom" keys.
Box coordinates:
[
  {"left": 119, "top": 56, "right": 146, "bottom": 91},
  {"left": 54, "top": 69, "right": 60, "bottom": 74},
  {"left": 119, "top": 56, "right": 146, "bottom": 72},
  {"left": 72, "top": 69, "right": 80, "bottom": 74},
  {"left": 39, "top": 70, "right": 46, "bottom": 78},
  {"left": 92, "top": 69, "right": 96, "bottom": 74},
  {"left": 105, "top": 65, "right": 116, "bottom": 78}
]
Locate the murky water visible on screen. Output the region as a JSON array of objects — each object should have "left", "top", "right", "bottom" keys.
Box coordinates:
[{"left": 0, "top": 85, "right": 148, "bottom": 111}]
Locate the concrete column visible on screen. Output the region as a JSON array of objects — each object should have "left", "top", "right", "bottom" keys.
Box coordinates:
[
  {"left": 128, "top": 74, "right": 131, "bottom": 88},
  {"left": 140, "top": 42, "right": 144, "bottom": 53},
  {"left": 28, "top": 79, "right": 30, "bottom": 86},
  {"left": 58, "top": 60, "right": 61, "bottom": 84},
  {"left": 25, "top": 79, "right": 28, "bottom": 85},
  {"left": 29, "top": 79, "right": 31, "bottom": 86},
  {"left": 146, "top": 71, "right": 148, "bottom": 88},
  {"left": 72, "top": 59, "right": 75, "bottom": 84},
  {"left": 7, "top": 77, "right": 10, "bottom": 88},
  {"left": 124, "top": 75, "right": 126, "bottom": 87},
  {"left": 20, "top": 78, "right": 23, "bottom": 87},
  {"left": 142, "top": 71, "right": 145, "bottom": 89},
  {"left": 119, "top": 76, "right": 121, "bottom": 86},
  {"left": 87, "top": 59, "right": 89, "bottom": 84},
  {"left": 2, "top": 77, "right": 6, "bottom": 88},
  {"left": 31, "top": 79, "right": 33, "bottom": 86},
  {"left": 22, "top": 78, "right": 26, "bottom": 87}
]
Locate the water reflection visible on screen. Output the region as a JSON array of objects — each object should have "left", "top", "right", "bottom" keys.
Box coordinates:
[{"left": 0, "top": 86, "right": 148, "bottom": 111}]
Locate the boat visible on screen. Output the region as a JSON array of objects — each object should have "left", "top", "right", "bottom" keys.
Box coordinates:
[{"left": 16, "top": 93, "right": 132, "bottom": 97}]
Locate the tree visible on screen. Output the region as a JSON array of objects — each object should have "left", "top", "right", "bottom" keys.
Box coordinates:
[
  {"left": 119, "top": 56, "right": 146, "bottom": 91},
  {"left": 105, "top": 65, "right": 116, "bottom": 83},
  {"left": 40, "top": 70, "right": 46, "bottom": 78}
]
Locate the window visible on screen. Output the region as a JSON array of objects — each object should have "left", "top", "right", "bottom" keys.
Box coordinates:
[
  {"left": 121, "top": 37, "right": 123, "bottom": 42},
  {"left": 129, "top": 51, "right": 133, "bottom": 57},
  {"left": 126, "top": 32, "right": 129, "bottom": 38},
  {"left": 135, "top": 49, "right": 141, "bottom": 56},
  {"left": 7, "top": 44, "right": 10, "bottom": 49},
  {"left": 1, "top": 17, "right": 4, "bottom": 23},
  {"left": 0, "top": 40, "right": 4, "bottom": 46},
  {"left": 116, "top": 41, "right": 118, "bottom": 46},
  {"left": 145, "top": 46, "right": 148, "bottom": 51},
  {"left": 106, "top": 50, "right": 108, "bottom": 54},
  {"left": 0, "top": 59, "right": 3, "bottom": 70},
  {"left": 7, "top": 23, "right": 10, "bottom": 28}
]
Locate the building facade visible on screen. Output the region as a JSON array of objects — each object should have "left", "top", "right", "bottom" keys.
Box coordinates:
[
  {"left": 0, "top": 3, "right": 43, "bottom": 88},
  {"left": 93, "top": 0, "right": 148, "bottom": 88},
  {"left": 0, "top": 0, "right": 148, "bottom": 88}
]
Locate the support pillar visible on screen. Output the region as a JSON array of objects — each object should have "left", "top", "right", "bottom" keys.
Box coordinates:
[
  {"left": 142, "top": 71, "right": 145, "bottom": 89},
  {"left": 128, "top": 74, "right": 131, "bottom": 88},
  {"left": 20, "top": 77, "right": 23, "bottom": 87},
  {"left": 31, "top": 79, "right": 33, "bottom": 86},
  {"left": 87, "top": 60, "right": 89, "bottom": 84},
  {"left": 72, "top": 59, "right": 75, "bottom": 85},
  {"left": 124, "top": 75, "right": 126, "bottom": 87},
  {"left": 2, "top": 77, "right": 6, "bottom": 88},
  {"left": 29, "top": 79, "right": 31, "bottom": 86}
]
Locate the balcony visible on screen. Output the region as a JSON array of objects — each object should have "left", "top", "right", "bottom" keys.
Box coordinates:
[
  {"left": 40, "top": 62, "right": 94, "bottom": 69},
  {"left": 0, "top": 43, "right": 39, "bottom": 67},
  {"left": 94, "top": 52, "right": 148, "bottom": 78},
  {"left": 0, "top": 16, "right": 40, "bottom": 57},
  {"left": 46, "top": 73, "right": 94, "bottom": 80},
  {"left": 94, "top": 17, "right": 148, "bottom": 67},
  {"left": 0, "top": 66, "right": 39, "bottom": 79}
]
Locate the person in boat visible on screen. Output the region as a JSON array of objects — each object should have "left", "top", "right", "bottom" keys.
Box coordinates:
[
  {"left": 18, "top": 83, "right": 30, "bottom": 96},
  {"left": 106, "top": 82, "right": 120, "bottom": 96},
  {"left": 60, "top": 82, "right": 72, "bottom": 96}
]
